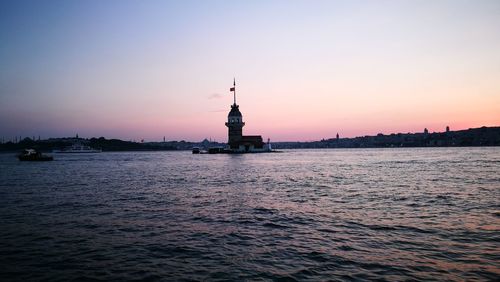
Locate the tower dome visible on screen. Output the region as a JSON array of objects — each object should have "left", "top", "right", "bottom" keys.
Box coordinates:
[{"left": 228, "top": 104, "right": 242, "bottom": 117}]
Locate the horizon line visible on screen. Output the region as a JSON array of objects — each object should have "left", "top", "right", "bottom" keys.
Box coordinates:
[{"left": 2, "top": 125, "right": 498, "bottom": 144}]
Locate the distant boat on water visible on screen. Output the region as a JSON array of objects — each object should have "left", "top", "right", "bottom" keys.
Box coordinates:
[
  {"left": 18, "top": 149, "right": 53, "bottom": 161},
  {"left": 53, "top": 144, "right": 101, "bottom": 153}
]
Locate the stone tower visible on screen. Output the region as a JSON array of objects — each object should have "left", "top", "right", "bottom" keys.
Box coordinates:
[
  {"left": 225, "top": 103, "right": 245, "bottom": 149},
  {"left": 225, "top": 79, "right": 245, "bottom": 149}
]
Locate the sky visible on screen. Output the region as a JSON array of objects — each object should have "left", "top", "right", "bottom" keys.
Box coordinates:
[{"left": 1, "top": 0, "right": 499, "bottom": 142}]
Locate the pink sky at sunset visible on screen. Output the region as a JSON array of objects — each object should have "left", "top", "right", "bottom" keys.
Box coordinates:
[{"left": 1, "top": 0, "right": 499, "bottom": 142}]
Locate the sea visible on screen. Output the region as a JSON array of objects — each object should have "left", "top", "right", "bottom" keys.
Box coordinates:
[{"left": 0, "top": 148, "right": 499, "bottom": 281}]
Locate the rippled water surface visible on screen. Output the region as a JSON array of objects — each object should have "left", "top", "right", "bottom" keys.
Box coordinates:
[{"left": 1, "top": 148, "right": 499, "bottom": 281}]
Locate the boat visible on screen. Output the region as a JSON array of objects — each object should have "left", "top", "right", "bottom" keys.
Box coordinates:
[
  {"left": 208, "top": 147, "right": 226, "bottom": 154},
  {"left": 53, "top": 144, "right": 102, "bottom": 153},
  {"left": 18, "top": 149, "right": 53, "bottom": 161},
  {"left": 192, "top": 147, "right": 201, "bottom": 154}
]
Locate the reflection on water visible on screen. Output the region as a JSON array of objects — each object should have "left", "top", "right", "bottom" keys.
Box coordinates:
[{"left": 0, "top": 148, "right": 499, "bottom": 280}]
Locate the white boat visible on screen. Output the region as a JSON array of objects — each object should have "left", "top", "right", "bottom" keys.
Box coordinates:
[{"left": 53, "top": 144, "right": 102, "bottom": 153}]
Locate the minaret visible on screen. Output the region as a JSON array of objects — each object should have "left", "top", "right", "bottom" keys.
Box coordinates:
[{"left": 225, "top": 79, "right": 245, "bottom": 149}]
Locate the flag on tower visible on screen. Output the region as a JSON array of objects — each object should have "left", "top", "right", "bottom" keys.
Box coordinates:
[{"left": 230, "top": 79, "right": 235, "bottom": 92}]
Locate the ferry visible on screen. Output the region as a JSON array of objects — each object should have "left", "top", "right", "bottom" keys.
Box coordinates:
[{"left": 53, "top": 144, "right": 102, "bottom": 153}]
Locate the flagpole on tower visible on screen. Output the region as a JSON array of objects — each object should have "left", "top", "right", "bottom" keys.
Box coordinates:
[
  {"left": 233, "top": 78, "right": 236, "bottom": 105},
  {"left": 230, "top": 78, "right": 237, "bottom": 105}
]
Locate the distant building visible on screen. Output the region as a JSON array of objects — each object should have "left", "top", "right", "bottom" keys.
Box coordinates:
[
  {"left": 225, "top": 80, "right": 271, "bottom": 152},
  {"left": 446, "top": 126, "right": 450, "bottom": 133},
  {"left": 424, "top": 128, "right": 429, "bottom": 134},
  {"left": 336, "top": 133, "right": 339, "bottom": 141}
]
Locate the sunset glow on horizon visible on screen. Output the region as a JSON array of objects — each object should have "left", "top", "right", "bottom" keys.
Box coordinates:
[{"left": 1, "top": 0, "right": 499, "bottom": 142}]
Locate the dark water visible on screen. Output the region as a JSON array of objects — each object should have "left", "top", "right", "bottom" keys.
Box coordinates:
[{"left": 0, "top": 148, "right": 499, "bottom": 281}]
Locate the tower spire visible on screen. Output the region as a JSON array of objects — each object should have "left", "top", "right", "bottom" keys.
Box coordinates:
[{"left": 230, "top": 78, "right": 236, "bottom": 105}]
